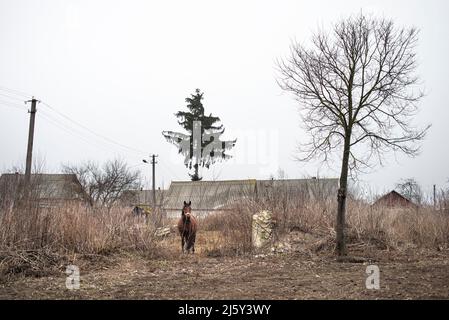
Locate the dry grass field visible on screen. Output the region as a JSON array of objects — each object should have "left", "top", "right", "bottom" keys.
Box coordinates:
[
  {"left": 1, "top": 231, "right": 448, "bottom": 299},
  {"left": 0, "top": 199, "right": 449, "bottom": 300}
]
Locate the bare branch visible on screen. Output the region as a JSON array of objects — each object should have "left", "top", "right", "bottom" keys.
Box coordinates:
[{"left": 277, "top": 13, "right": 430, "bottom": 171}]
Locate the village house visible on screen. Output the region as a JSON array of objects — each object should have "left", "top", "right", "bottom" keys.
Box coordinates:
[
  {"left": 128, "top": 178, "right": 339, "bottom": 218},
  {"left": 0, "top": 173, "right": 91, "bottom": 208},
  {"left": 120, "top": 188, "right": 167, "bottom": 216},
  {"left": 372, "top": 190, "right": 418, "bottom": 209}
]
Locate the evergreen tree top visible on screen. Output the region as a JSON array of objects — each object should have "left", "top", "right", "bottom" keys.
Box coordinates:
[{"left": 175, "top": 89, "right": 223, "bottom": 133}]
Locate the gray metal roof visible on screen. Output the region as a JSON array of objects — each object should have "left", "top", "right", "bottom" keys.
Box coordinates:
[
  {"left": 0, "top": 173, "right": 88, "bottom": 202},
  {"left": 120, "top": 189, "right": 167, "bottom": 206},
  {"left": 163, "top": 179, "right": 257, "bottom": 211},
  {"left": 256, "top": 178, "right": 339, "bottom": 200},
  {"left": 162, "top": 178, "right": 339, "bottom": 212}
]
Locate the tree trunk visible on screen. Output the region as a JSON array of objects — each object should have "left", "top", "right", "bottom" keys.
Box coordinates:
[
  {"left": 336, "top": 134, "right": 351, "bottom": 256},
  {"left": 191, "top": 164, "right": 201, "bottom": 181}
]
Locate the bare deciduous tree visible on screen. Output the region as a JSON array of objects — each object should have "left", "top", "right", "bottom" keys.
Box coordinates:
[
  {"left": 439, "top": 179, "right": 449, "bottom": 213},
  {"left": 277, "top": 14, "right": 430, "bottom": 256},
  {"left": 395, "top": 178, "right": 423, "bottom": 205},
  {"left": 62, "top": 158, "right": 142, "bottom": 208}
]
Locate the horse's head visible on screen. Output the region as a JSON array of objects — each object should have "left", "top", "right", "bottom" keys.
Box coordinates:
[{"left": 182, "top": 201, "right": 192, "bottom": 222}]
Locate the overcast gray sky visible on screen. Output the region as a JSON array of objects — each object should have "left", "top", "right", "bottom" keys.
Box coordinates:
[{"left": 0, "top": 0, "right": 448, "bottom": 196}]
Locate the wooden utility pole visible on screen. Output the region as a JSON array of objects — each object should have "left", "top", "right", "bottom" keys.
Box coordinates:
[
  {"left": 434, "top": 184, "right": 437, "bottom": 210},
  {"left": 25, "top": 97, "right": 39, "bottom": 186},
  {"left": 143, "top": 154, "right": 158, "bottom": 211},
  {"left": 151, "top": 154, "right": 158, "bottom": 211}
]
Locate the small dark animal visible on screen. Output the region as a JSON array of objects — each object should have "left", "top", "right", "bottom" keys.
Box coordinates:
[{"left": 177, "top": 201, "right": 197, "bottom": 254}]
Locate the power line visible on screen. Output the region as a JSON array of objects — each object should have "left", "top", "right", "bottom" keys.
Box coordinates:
[
  {"left": 40, "top": 109, "right": 101, "bottom": 142},
  {"left": 159, "top": 156, "right": 183, "bottom": 181},
  {"left": 0, "top": 86, "right": 32, "bottom": 99},
  {"left": 0, "top": 103, "right": 25, "bottom": 111},
  {"left": 0, "top": 100, "right": 27, "bottom": 111},
  {"left": 0, "top": 92, "right": 27, "bottom": 102},
  {"left": 40, "top": 101, "right": 147, "bottom": 156},
  {"left": 0, "top": 86, "right": 148, "bottom": 157},
  {"left": 39, "top": 108, "right": 152, "bottom": 160},
  {"left": 39, "top": 109, "right": 126, "bottom": 154},
  {"left": 158, "top": 163, "right": 179, "bottom": 183},
  {"left": 129, "top": 163, "right": 146, "bottom": 169},
  {"left": 38, "top": 111, "right": 121, "bottom": 155},
  {"left": 1, "top": 86, "right": 162, "bottom": 175}
]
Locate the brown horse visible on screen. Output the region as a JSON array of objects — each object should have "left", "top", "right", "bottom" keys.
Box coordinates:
[{"left": 177, "top": 201, "right": 197, "bottom": 254}]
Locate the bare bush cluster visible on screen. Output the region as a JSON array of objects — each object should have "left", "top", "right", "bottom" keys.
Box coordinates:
[
  {"left": 347, "top": 203, "right": 449, "bottom": 249},
  {"left": 62, "top": 158, "right": 142, "bottom": 208},
  {"left": 200, "top": 207, "right": 253, "bottom": 256},
  {"left": 199, "top": 183, "right": 449, "bottom": 256},
  {"left": 0, "top": 204, "right": 157, "bottom": 278}
]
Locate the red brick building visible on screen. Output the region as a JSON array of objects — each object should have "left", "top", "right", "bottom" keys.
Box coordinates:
[{"left": 373, "top": 190, "right": 416, "bottom": 208}]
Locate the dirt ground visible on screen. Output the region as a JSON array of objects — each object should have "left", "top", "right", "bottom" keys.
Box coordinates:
[{"left": 1, "top": 231, "right": 448, "bottom": 300}]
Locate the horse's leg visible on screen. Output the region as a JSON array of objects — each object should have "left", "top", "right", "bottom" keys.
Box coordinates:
[
  {"left": 184, "top": 235, "right": 190, "bottom": 254},
  {"left": 183, "top": 233, "right": 189, "bottom": 254},
  {"left": 186, "top": 233, "right": 195, "bottom": 254},
  {"left": 191, "top": 233, "right": 196, "bottom": 254},
  {"left": 181, "top": 236, "right": 185, "bottom": 253}
]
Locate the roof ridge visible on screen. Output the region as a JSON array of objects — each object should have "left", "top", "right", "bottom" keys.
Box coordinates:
[{"left": 170, "top": 178, "right": 338, "bottom": 184}]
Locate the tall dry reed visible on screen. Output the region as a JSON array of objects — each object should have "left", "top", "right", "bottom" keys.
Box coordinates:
[{"left": 0, "top": 203, "right": 157, "bottom": 277}]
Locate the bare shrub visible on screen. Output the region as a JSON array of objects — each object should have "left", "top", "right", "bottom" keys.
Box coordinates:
[
  {"left": 346, "top": 198, "right": 449, "bottom": 249},
  {"left": 203, "top": 192, "right": 449, "bottom": 255},
  {"left": 0, "top": 203, "right": 158, "bottom": 278},
  {"left": 200, "top": 208, "right": 253, "bottom": 256},
  {"left": 198, "top": 180, "right": 339, "bottom": 255},
  {"left": 62, "top": 158, "right": 142, "bottom": 208}
]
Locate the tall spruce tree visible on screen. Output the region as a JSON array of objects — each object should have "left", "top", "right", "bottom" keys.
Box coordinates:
[{"left": 163, "top": 89, "right": 236, "bottom": 181}]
